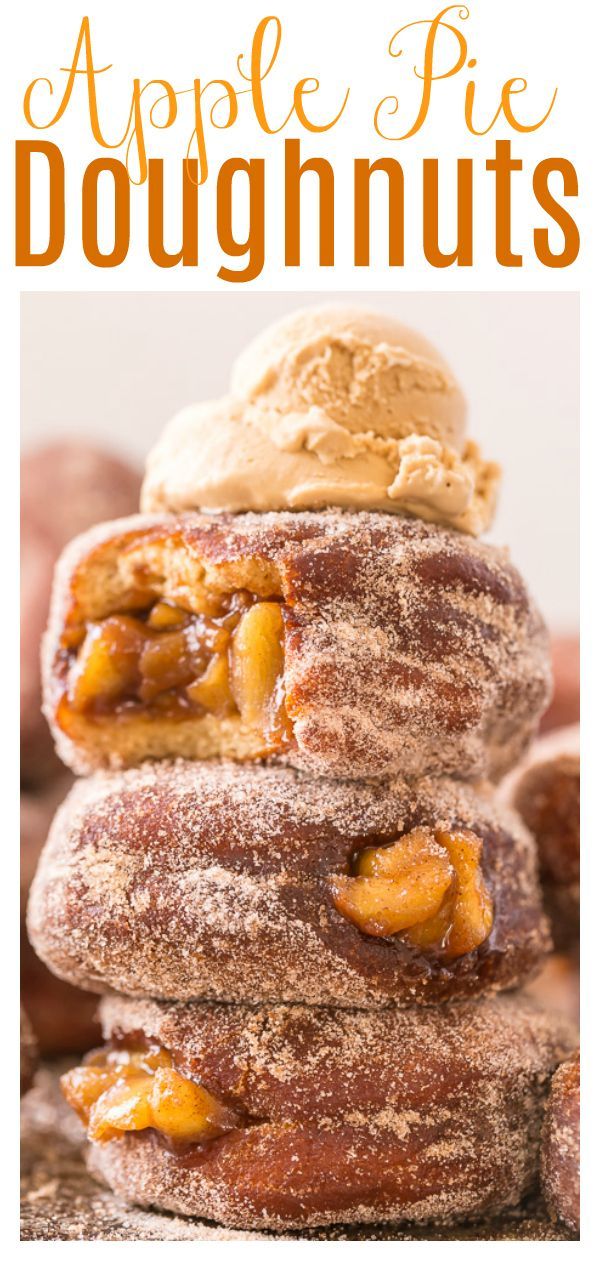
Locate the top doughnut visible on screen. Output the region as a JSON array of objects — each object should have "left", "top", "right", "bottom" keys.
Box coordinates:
[{"left": 43, "top": 510, "right": 550, "bottom": 781}]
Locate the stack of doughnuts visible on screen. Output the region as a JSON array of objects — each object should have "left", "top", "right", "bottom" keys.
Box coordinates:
[{"left": 27, "top": 308, "right": 578, "bottom": 1236}]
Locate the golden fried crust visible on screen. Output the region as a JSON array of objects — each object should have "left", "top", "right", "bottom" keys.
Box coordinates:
[
  {"left": 42, "top": 511, "right": 551, "bottom": 782},
  {"left": 541, "top": 1050, "right": 580, "bottom": 1233},
  {"left": 86, "top": 994, "right": 574, "bottom": 1232},
  {"left": 28, "top": 762, "right": 550, "bottom": 1008}
]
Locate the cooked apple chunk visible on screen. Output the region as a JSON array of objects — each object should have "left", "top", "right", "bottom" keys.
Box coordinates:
[
  {"left": 331, "top": 830, "right": 455, "bottom": 937},
  {"left": 61, "top": 1044, "right": 239, "bottom": 1145},
  {"left": 186, "top": 653, "right": 235, "bottom": 716},
  {"left": 331, "top": 827, "right": 493, "bottom": 958},
  {"left": 60, "top": 590, "right": 291, "bottom": 752},
  {"left": 230, "top": 602, "right": 290, "bottom": 745},
  {"left": 434, "top": 830, "right": 494, "bottom": 959},
  {"left": 68, "top": 616, "right": 145, "bottom": 711}
]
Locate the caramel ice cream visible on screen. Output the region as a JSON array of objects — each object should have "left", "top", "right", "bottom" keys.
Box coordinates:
[{"left": 142, "top": 306, "right": 500, "bottom": 534}]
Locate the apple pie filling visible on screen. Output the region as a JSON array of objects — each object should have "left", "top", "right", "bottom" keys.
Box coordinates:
[
  {"left": 58, "top": 592, "right": 291, "bottom": 749},
  {"left": 330, "top": 827, "right": 494, "bottom": 959},
  {"left": 61, "top": 1041, "right": 240, "bottom": 1146}
]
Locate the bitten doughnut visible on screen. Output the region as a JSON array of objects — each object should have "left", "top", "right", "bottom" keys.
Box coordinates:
[
  {"left": 503, "top": 725, "right": 579, "bottom": 949},
  {"left": 541, "top": 1050, "right": 580, "bottom": 1234},
  {"left": 42, "top": 510, "right": 550, "bottom": 782},
  {"left": 28, "top": 762, "right": 550, "bottom": 1008},
  {"left": 61, "top": 993, "right": 574, "bottom": 1232}
]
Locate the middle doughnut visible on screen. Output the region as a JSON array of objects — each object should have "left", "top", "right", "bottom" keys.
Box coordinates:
[{"left": 28, "top": 761, "right": 550, "bottom": 1008}]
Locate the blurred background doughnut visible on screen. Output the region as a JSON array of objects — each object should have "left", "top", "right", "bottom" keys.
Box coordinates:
[{"left": 21, "top": 441, "right": 139, "bottom": 1052}]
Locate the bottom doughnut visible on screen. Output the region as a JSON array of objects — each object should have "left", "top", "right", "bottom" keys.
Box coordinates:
[{"left": 62, "top": 994, "right": 575, "bottom": 1232}]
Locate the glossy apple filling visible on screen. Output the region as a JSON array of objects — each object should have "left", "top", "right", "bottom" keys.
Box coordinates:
[
  {"left": 58, "top": 592, "right": 291, "bottom": 747},
  {"left": 330, "top": 827, "right": 494, "bottom": 958},
  {"left": 61, "top": 1041, "right": 240, "bottom": 1146}
]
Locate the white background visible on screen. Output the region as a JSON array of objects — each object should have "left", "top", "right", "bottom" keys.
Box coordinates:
[
  {"left": 21, "top": 289, "right": 579, "bottom": 630},
  {"left": 10, "top": 0, "right": 584, "bottom": 288}
]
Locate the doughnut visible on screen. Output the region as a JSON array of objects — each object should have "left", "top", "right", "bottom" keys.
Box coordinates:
[
  {"left": 21, "top": 781, "right": 101, "bottom": 1055},
  {"left": 540, "top": 636, "right": 579, "bottom": 733},
  {"left": 541, "top": 1050, "right": 580, "bottom": 1234},
  {"left": 28, "top": 761, "right": 550, "bottom": 1008},
  {"left": 21, "top": 443, "right": 140, "bottom": 786},
  {"left": 525, "top": 952, "right": 579, "bottom": 1026},
  {"left": 20, "top": 1005, "right": 38, "bottom": 1096},
  {"left": 42, "top": 510, "right": 550, "bottom": 782},
  {"left": 60, "top": 992, "right": 574, "bottom": 1232},
  {"left": 21, "top": 938, "right": 101, "bottom": 1058},
  {"left": 21, "top": 1059, "right": 576, "bottom": 1239},
  {"left": 503, "top": 725, "right": 579, "bottom": 949}
]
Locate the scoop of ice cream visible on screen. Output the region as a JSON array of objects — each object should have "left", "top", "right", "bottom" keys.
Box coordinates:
[
  {"left": 232, "top": 305, "right": 467, "bottom": 448},
  {"left": 142, "top": 306, "right": 500, "bottom": 534}
]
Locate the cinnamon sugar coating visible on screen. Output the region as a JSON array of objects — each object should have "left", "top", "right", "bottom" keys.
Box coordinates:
[
  {"left": 541, "top": 1049, "right": 580, "bottom": 1233},
  {"left": 28, "top": 762, "right": 550, "bottom": 1008},
  {"left": 82, "top": 993, "right": 574, "bottom": 1232},
  {"left": 21, "top": 1062, "right": 575, "bottom": 1240},
  {"left": 42, "top": 510, "right": 550, "bottom": 782}
]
